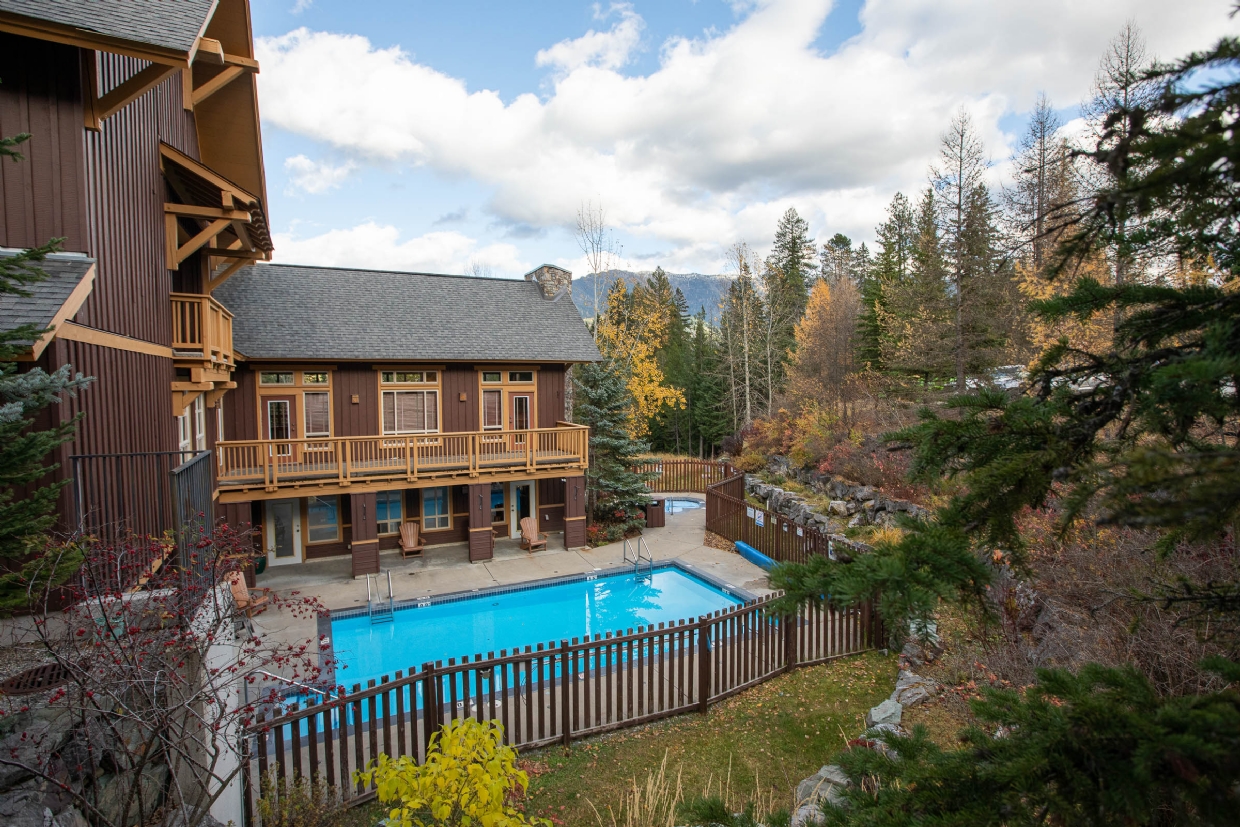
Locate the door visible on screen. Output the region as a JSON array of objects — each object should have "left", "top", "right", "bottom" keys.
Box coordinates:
[
  {"left": 265, "top": 499, "right": 302, "bottom": 566},
  {"left": 263, "top": 396, "right": 296, "bottom": 457},
  {"left": 511, "top": 394, "right": 531, "bottom": 451},
  {"left": 510, "top": 481, "right": 534, "bottom": 539}
]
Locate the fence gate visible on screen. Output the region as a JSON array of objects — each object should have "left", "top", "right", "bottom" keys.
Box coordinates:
[{"left": 170, "top": 450, "right": 214, "bottom": 574}]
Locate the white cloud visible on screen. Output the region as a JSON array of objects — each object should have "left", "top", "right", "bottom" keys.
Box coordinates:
[
  {"left": 257, "top": 0, "right": 1236, "bottom": 271},
  {"left": 290, "top": 0, "right": 312, "bottom": 14},
  {"left": 535, "top": 3, "right": 645, "bottom": 73},
  {"left": 283, "top": 154, "right": 356, "bottom": 194},
  {"left": 272, "top": 222, "right": 529, "bottom": 275}
]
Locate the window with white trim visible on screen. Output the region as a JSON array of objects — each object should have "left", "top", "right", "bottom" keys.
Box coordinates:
[
  {"left": 382, "top": 390, "right": 439, "bottom": 434},
  {"left": 193, "top": 394, "right": 207, "bottom": 451},
  {"left": 259, "top": 371, "right": 294, "bottom": 385},
  {"left": 422, "top": 487, "right": 450, "bottom": 530},
  {"left": 303, "top": 392, "right": 330, "bottom": 438},
  {"left": 177, "top": 412, "right": 192, "bottom": 455},
  {"left": 482, "top": 390, "right": 502, "bottom": 429}
]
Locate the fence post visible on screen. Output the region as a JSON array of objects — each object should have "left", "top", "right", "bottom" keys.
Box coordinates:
[
  {"left": 560, "top": 640, "right": 572, "bottom": 746},
  {"left": 421, "top": 662, "right": 437, "bottom": 757},
  {"left": 783, "top": 611, "right": 797, "bottom": 673},
  {"left": 696, "top": 618, "right": 711, "bottom": 714}
]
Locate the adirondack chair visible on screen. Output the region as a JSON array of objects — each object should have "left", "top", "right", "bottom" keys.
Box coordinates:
[
  {"left": 226, "top": 571, "right": 269, "bottom": 619},
  {"left": 519, "top": 516, "right": 547, "bottom": 552},
  {"left": 399, "top": 521, "right": 425, "bottom": 558}
]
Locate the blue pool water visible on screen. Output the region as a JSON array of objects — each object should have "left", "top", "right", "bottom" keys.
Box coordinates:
[{"left": 329, "top": 567, "right": 741, "bottom": 686}]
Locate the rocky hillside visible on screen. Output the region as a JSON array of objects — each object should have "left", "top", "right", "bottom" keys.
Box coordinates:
[{"left": 572, "top": 269, "right": 732, "bottom": 324}]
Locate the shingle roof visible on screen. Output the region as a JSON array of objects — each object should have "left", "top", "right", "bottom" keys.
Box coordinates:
[
  {"left": 0, "top": 252, "right": 95, "bottom": 342},
  {"left": 0, "top": 0, "right": 217, "bottom": 54},
  {"left": 214, "top": 263, "right": 602, "bottom": 363}
]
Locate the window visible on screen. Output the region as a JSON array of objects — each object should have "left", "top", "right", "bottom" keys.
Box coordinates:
[
  {"left": 307, "top": 496, "right": 339, "bottom": 543},
  {"left": 193, "top": 394, "right": 207, "bottom": 451},
  {"left": 177, "top": 412, "right": 192, "bottom": 455},
  {"left": 216, "top": 404, "right": 225, "bottom": 442},
  {"left": 304, "top": 392, "right": 330, "bottom": 438},
  {"left": 509, "top": 371, "right": 534, "bottom": 383},
  {"left": 382, "top": 390, "right": 439, "bottom": 434},
  {"left": 381, "top": 371, "right": 437, "bottom": 384},
  {"left": 422, "top": 487, "right": 450, "bottom": 530},
  {"left": 376, "top": 490, "right": 402, "bottom": 535},
  {"left": 490, "top": 483, "right": 505, "bottom": 524},
  {"left": 483, "top": 390, "right": 502, "bottom": 429},
  {"left": 303, "top": 371, "right": 329, "bottom": 385},
  {"left": 260, "top": 371, "right": 294, "bottom": 385},
  {"left": 482, "top": 371, "right": 501, "bottom": 383}
]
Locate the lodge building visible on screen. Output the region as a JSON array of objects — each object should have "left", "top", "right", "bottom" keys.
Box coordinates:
[{"left": 0, "top": 0, "right": 599, "bottom": 579}]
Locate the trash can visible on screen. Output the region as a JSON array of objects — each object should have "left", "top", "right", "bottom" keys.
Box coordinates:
[{"left": 645, "top": 498, "right": 666, "bottom": 528}]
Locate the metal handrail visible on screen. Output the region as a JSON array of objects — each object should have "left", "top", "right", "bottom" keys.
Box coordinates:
[{"left": 623, "top": 536, "right": 654, "bottom": 577}]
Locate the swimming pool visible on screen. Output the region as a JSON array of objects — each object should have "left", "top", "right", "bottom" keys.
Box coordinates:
[
  {"left": 328, "top": 565, "right": 743, "bottom": 686},
  {"left": 664, "top": 498, "right": 704, "bottom": 513}
]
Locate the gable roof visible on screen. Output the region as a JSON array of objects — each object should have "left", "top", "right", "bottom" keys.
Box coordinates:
[
  {"left": 0, "top": 251, "right": 96, "bottom": 359},
  {"left": 214, "top": 263, "right": 601, "bottom": 363},
  {"left": 0, "top": 0, "right": 217, "bottom": 57}
]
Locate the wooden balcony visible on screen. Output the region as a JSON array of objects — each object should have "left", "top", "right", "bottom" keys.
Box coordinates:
[
  {"left": 215, "top": 424, "right": 590, "bottom": 499},
  {"left": 171, "top": 293, "right": 235, "bottom": 375}
]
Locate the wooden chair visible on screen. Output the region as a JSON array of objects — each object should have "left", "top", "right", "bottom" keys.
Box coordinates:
[
  {"left": 399, "top": 522, "right": 425, "bottom": 558},
  {"left": 519, "top": 517, "right": 547, "bottom": 553},
  {"left": 226, "top": 571, "right": 269, "bottom": 619}
]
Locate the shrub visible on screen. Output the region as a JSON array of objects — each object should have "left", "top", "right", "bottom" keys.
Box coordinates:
[
  {"left": 256, "top": 773, "right": 348, "bottom": 827},
  {"left": 355, "top": 718, "right": 548, "bottom": 827}
]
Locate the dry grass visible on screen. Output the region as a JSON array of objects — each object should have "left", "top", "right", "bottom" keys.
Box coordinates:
[{"left": 587, "top": 751, "right": 683, "bottom": 827}]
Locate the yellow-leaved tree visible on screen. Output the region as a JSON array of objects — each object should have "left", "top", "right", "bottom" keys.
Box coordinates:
[
  {"left": 595, "top": 279, "right": 684, "bottom": 438},
  {"left": 1017, "top": 254, "right": 1113, "bottom": 365}
]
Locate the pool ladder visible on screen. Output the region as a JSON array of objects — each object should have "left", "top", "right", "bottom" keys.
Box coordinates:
[
  {"left": 623, "top": 536, "right": 654, "bottom": 577},
  {"left": 367, "top": 570, "right": 394, "bottom": 624}
]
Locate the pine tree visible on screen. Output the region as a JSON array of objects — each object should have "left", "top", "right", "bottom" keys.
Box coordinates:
[
  {"left": 820, "top": 233, "right": 854, "bottom": 285},
  {"left": 0, "top": 127, "right": 91, "bottom": 581},
  {"left": 718, "top": 243, "right": 768, "bottom": 429},
  {"left": 573, "top": 358, "right": 655, "bottom": 526},
  {"left": 765, "top": 208, "right": 816, "bottom": 384},
  {"left": 687, "top": 314, "right": 728, "bottom": 457},
  {"left": 857, "top": 194, "right": 916, "bottom": 371}
]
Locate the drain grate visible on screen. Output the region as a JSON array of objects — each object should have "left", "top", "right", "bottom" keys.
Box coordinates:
[{"left": 0, "top": 662, "right": 71, "bottom": 696}]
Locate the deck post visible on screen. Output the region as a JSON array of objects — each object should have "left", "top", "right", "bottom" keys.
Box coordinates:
[
  {"left": 783, "top": 611, "right": 797, "bottom": 673},
  {"left": 421, "top": 662, "right": 438, "bottom": 758},
  {"left": 696, "top": 618, "right": 711, "bottom": 714},
  {"left": 559, "top": 640, "right": 572, "bottom": 746}
]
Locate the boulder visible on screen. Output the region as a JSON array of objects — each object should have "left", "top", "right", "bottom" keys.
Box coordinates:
[
  {"left": 162, "top": 807, "right": 226, "bottom": 827},
  {"left": 792, "top": 764, "right": 850, "bottom": 827},
  {"left": 848, "top": 513, "right": 869, "bottom": 529},
  {"left": 854, "top": 486, "right": 877, "bottom": 502},
  {"left": 865, "top": 699, "right": 903, "bottom": 728},
  {"left": 891, "top": 670, "right": 940, "bottom": 707},
  {"left": 0, "top": 788, "right": 49, "bottom": 827},
  {"left": 828, "top": 500, "right": 849, "bottom": 516},
  {"left": 0, "top": 709, "right": 73, "bottom": 789},
  {"left": 827, "top": 479, "right": 850, "bottom": 499},
  {"left": 53, "top": 809, "right": 89, "bottom": 827},
  {"left": 95, "top": 763, "right": 168, "bottom": 827}
]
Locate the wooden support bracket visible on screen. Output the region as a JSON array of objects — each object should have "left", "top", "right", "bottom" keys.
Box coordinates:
[
  {"left": 165, "top": 203, "right": 251, "bottom": 221},
  {"left": 191, "top": 65, "right": 245, "bottom": 106},
  {"left": 170, "top": 218, "right": 233, "bottom": 268},
  {"left": 93, "top": 62, "right": 182, "bottom": 125},
  {"left": 207, "top": 259, "right": 251, "bottom": 292}
]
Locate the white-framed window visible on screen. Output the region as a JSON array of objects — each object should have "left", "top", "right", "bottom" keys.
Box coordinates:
[
  {"left": 382, "top": 390, "right": 439, "bottom": 434},
  {"left": 508, "top": 371, "right": 533, "bottom": 383},
  {"left": 482, "top": 390, "right": 502, "bottom": 429},
  {"left": 193, "top": 394, "right": 207, "bottom": 451},
  {"left": 216, "top": 403, "right": 225, "bottom": 442},
  {"left": 490, "top": 482, "right": 505, "bottom": 524},
  {"left": 481, "top": 371, "right": 502, "bottom": 383},
  {"left": 177, "top": 411, "right": 192, "bottom": 455},
  {"left": 303, "top": 391, "right": 330, "bottom": 438},
  {"left": 422, "top": 486, "right": 450, "bottom": 530},
  {"left": 303, "top": 371, "right": 329, "bottom": 385},
  {"left": 306, "top": 495, "right": 339, "bottom": 543},
  {"left": 376, "top": 490, "right": 403, "bottom": 535},
  {"left": 259, "top": 371, "right": 294, "bottom": 385}
]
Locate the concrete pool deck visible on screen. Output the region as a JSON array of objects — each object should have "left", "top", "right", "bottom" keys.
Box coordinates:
[{"left": 250, "top": 493, "right": 772, "bottom": 659}]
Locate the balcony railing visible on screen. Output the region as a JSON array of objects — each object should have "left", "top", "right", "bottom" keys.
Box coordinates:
[
  {"left": 215, "top": 424, "right": 589, "bottom": 492},
  {"left": 171, "top": 293, "right": 234, "bottom": 368}
]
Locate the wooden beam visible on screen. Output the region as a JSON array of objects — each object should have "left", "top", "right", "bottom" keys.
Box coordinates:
[
  {"left": 175, "top": 219, "right": 234, "bottom": 267},
  {"left": 201, "top": 247, "right": 267, "bottom": 260},
  {"left": 159, "top": 144, "right": 259, "bottom": 205},
  {"left": 182, "top": 67, "right": 194, "bottom": 112},
  {"left": 81, "top": 51, "right": 100, "bottom": 130},
  {"left": 191, "top": 65, "right": 245, "bottom": 106},
  {"left": 207, "top": 259, "right": 251, "bottom": 293},
  {"left": 0, "top": 13, "right": 190, "bottom": 67},
  {"left": 15, "top": 264, "right": 97, "bottom": 362},
  {"left": 223, "top": 53, "right": 260, "bottom": 71},
  {"left": 194, "top": 37, "right": 226, "bottom": 65},
  {"left": 56, "top": 322, "right": 173, "bottom": 359},
  {"left": 165, "top": 203, "right": 251, "bottom": 221},
  {"left": 97, "top": 63, "right": 181, "bottom": 121}
]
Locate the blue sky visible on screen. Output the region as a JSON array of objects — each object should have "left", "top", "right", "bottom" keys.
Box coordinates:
[{"left": 250, "top": 0, "right": 1234, "bottom": 278}]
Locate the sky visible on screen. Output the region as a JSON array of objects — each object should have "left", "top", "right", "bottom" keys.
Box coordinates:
[{"left": 251, "top": 0, "right": 1238, "bottom": 279}]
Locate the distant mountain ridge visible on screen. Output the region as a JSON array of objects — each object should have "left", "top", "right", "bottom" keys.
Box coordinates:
[{"left": 571, "top": 270, "right": 732, "bottom": 324}]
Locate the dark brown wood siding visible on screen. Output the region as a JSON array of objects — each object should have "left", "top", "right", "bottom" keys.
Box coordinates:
[
  {"left": 333, "top": 367, "right": 379, "bottom": 437},
  {"left": 224, "top": 367, "right": 259, "bottom": 441},
  {"left": 0, "top": 35, "right": 88, "bottom": 252},
  {"left": 76, "top": 51, "right": 199, "bottom": 343},
  {"left": 537, "top": 366, "right": 566, "bottom": 428},
  {"left": 538, "top": 478, "right": 565, "bottom": 531},
  {"left": 441, "top": 366, "right": 478, "bottom": 433}
]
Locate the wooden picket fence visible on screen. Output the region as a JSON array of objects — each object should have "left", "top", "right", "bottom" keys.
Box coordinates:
[
  {"left": 632, "top": 458, "right": 734, "bottom": 493},
  {"left": 242, "top": 593, "right": 880, "bottom": 821}
]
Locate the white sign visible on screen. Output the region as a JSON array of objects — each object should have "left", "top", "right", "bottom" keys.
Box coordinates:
[
  {"left": 797, "top": 527, "right": 804, "bottom": 537},
  {"left": 755, "top": 511, "right": 765, "bottom": 527},
  {"left": 746, "top": 507, "right": 755, "bottom": 518}
]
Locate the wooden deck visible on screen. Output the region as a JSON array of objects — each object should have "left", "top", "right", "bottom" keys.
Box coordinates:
[{"left": 215, "top": 425, "right": 589, "bottom": 494}]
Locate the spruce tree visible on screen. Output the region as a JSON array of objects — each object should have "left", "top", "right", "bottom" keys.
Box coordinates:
[
  {"left": 573, "top": 358, "right": 655, "bottom": 526},
  {"left": 0, "top": 127, "right": 91, "bottom": 586}
]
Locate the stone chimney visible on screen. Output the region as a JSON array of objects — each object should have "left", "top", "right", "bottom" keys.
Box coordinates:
[{"left": 523, "top": 264, "right": 572, "bottom": 300}]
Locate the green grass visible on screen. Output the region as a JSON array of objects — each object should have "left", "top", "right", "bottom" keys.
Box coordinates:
[{"left": 522, "top": 650, "right": 897, "bottom": 826}]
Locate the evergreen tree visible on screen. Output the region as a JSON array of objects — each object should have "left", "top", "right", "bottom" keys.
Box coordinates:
[
  {"left": 820, "top": 233, "right": 855, "bottom": 285},
  {"left": 573, "top": 357, "right": 655, "bottom": 524},
  {"left": 646, "top": 268, "right": 693, "bottom": 452},
  {"left": 857, "top": 193, "right": 916, "bottom": 370},
  {"left": 718, "top": 244, "right": 768, "bottom": 429},
  {"left": 687, "top": 313, "right": 728, "bottom": 457},
  {"left": 765, "top": 208, "right": 816, "bottom": 384},
  {"left": 773, "top": 34, "right": 1240, "bottom": 824},
  {"left": 0, "top": 127, "right": 91, "bottom": 584}
]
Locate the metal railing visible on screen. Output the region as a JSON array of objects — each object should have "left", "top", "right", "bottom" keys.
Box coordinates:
[
  {"left": 623, "top": 536, "right": 654, "bottom": 576},
  {"left": 367, "top": 571, "right": 394, "bottom": 624}
]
